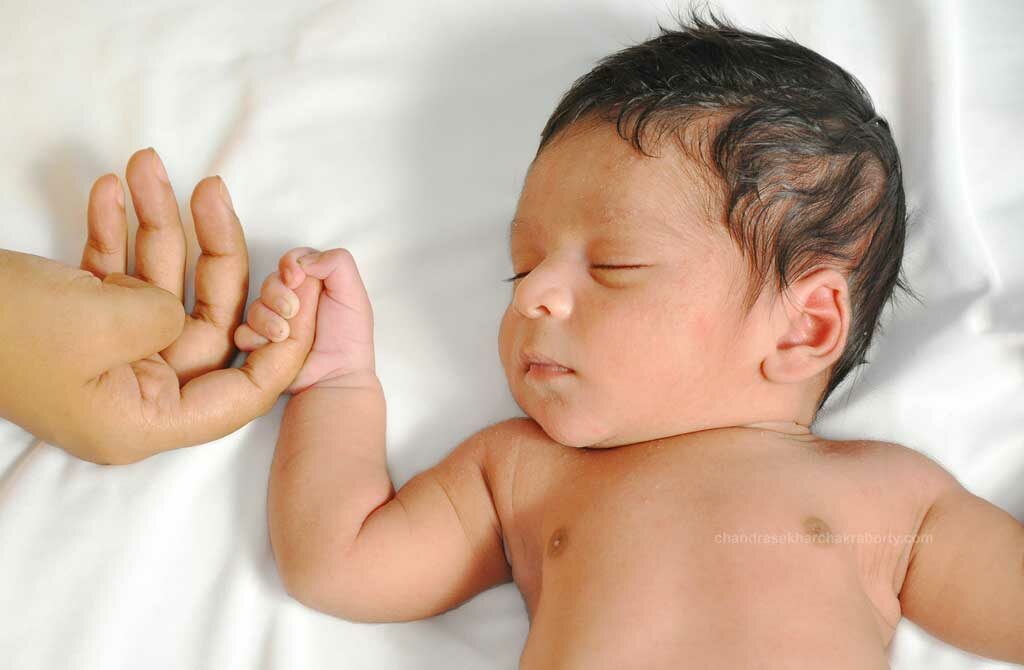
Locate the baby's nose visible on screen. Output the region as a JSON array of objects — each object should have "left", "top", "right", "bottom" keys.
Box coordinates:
[{"left": 515, "top": 284, "right": 572, "bottom": 320}]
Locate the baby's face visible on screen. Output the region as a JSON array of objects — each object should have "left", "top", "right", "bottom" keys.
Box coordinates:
[{"left": 498, "top": 121, "right": 769, "bottom": 448}]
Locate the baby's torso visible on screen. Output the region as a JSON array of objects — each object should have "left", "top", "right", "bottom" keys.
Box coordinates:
[{"left": 489, "top": 422, "right": 933, "bottom": 669}]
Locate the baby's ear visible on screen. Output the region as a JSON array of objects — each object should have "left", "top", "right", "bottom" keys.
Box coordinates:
[{"left": 760, "top": 267, "right": 850, "bottom": 385}]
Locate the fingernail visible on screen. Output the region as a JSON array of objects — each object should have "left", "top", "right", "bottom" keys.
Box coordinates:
[
  {"left": 297, "top": 252, "right": 320, "bottom": 266},
  {"left": 111, "top": 177, "right": 124, "bottom": 208},
  {"left": 151, "top": 149, "right": 170, "bottom": 184},
  {"left": 275, "top": 298, "right": 293, "bottom": 318},
  {"left": 218, "top": 176, "right": 234, "bottom": 211}
]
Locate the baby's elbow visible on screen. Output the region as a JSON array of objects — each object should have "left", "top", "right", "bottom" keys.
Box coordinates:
[
  {"left": 273, "top": 546, "right": 367, "bottom": 623},
  {"left": 278, "top": 561, "right": 416, "bottom": 624},
  {"left": 277, "top": 565, "right": 326, "bottom": 614},
  {"left": 277, "top": 561, "right": 338, "bottom": 616}
]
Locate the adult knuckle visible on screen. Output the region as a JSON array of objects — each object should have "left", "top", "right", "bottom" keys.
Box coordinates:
[
  {"left": 193, "top": 297, "right": 230, "bottom": 330},
  {"left": 86, "top": 236, "right": 121, "bottom": 256}
]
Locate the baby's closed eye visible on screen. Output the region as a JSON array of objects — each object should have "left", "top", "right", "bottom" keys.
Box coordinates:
[{"left": 504, "top": 264, "right": 651, "bottom": 283}]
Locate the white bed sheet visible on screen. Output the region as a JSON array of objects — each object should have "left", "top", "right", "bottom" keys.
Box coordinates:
[{"left": 1, "top": 1, "right": 1021, "bottom": 668}]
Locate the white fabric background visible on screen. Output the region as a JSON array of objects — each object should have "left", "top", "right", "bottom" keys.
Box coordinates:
[{"left": 0, "top": 1, "right": 1021, "bottom": 668}]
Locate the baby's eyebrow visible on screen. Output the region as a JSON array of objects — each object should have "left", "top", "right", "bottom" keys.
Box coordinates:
[
  {"left": 507, "top": 212, "right": 677, "bottom": 249},
  {"left": 507, "top": 218, "right": 530, "bottom": 248}
]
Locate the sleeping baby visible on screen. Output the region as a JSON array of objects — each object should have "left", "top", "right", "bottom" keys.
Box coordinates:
[{"left": 234, "top": 9, "right": 1024, "bottom": 668}]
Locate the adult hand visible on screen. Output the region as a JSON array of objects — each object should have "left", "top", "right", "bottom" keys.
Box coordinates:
[{"left": 0, "top": 148, "right": 322, "bottom": 464}]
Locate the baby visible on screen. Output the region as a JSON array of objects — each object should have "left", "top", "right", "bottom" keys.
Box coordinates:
[{"left": 234, "top": 9, "right": 1024, "bottom": 668}]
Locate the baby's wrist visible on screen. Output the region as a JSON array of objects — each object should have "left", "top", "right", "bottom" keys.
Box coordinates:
[{"left": 307, "top": 369, "right": 381, "bottom": 393}]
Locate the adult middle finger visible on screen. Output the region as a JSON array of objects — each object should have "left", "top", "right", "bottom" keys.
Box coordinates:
[{"left": 125, "top": 148, "right": 186, "bottom": 301}]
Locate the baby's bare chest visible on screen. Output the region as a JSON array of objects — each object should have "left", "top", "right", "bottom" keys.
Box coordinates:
[{"left": 498, "top": 435, "right": 919, "bottom": 666}]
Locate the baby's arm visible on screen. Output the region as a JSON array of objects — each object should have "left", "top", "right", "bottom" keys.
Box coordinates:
[
  {"left": 250, "top": 248, "right": 512, "bottom": 622},
  {"left": 898, "top": 458, "right": 1024, "bottom": 662}
]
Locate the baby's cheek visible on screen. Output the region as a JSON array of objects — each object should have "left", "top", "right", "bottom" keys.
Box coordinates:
[
  {"left": 662, "top": 302, "right": 713, "bottom": 352},
  {"left": 690, "top": 307, "right": 714, "bottom": 340},
  {"left": 497, "top": 312, "right": 516, "bottom": 372},
  {"left": 678, "top": 307, "right": 729, "bottom": 369}
]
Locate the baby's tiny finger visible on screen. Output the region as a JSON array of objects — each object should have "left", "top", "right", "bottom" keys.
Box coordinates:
[
  {"left": 234, "top": 323, "right": 271, "bottom": 351},
  {"left": 246, "top": 299, "right": 291, "bottom": 343},
  {"left": 260, "top": 272, "right": 300, "bottom": 319},
  {"left": 279, "top": 246, "right": 319, "bottom": 289}
]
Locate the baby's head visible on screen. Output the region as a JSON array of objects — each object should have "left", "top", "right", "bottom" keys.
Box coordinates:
[{"left": 497, "top": 7, "right": 916, "bottom": 449}]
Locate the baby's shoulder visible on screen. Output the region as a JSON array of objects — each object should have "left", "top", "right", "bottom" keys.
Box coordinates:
[
  {"left": 475, "top": 416, "right": 559, "bottom": 476},
  {"left": 812, "top": 436, "right": 955, "bottom": 501},
  {"left": 472, "top": 416, "right": 561, "bottom": 518},
  {"left": 815, "top": 436, "right": 938, "bottom": 466}
]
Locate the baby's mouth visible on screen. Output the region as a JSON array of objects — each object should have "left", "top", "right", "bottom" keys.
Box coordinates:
[
  {"left": 527, "top": 363, "right": 572, "bottom": 374},
  {"left": 520, "top": 349, "right": 574, "bottom": 374}
]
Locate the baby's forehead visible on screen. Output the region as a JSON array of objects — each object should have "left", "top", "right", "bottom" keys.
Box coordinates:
[
  {"left": 509, "top": 193, "right": 718, "bottom": 253},
  {"left": 515, "top": 129, "right": 720, "bottom": 245}
]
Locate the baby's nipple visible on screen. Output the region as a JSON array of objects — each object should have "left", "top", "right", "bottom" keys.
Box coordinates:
[
  {"left": 802, "top": 515, "right": 834, "bottom": 546},
  {"left": 547, "top": 526, "right": 569, "bottom": 558}
]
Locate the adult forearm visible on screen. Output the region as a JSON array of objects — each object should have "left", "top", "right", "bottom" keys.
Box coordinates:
[
  {"left": 0, "top": 249, "right": 58, "bottom": 439},
  {"left": 0, "top": 249, "right": 116, "bottom": 448},
  {"left": 267, "top": 371, "right": 394, "bottom": 589}
]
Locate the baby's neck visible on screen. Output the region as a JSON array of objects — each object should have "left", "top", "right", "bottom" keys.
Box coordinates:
[
  {"left": 662, "top": 420, "right": 820, "bottom": 451},
  {"left": 677, "top": 419, "right": 817, "bottom": 447},
  {"left": 736, "top": 420, "right": 811, "bottom": 436}
]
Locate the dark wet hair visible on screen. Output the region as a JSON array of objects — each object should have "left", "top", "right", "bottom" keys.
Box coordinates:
[{"left": 535, "top": 2, "right": 921, "bottom": 414}]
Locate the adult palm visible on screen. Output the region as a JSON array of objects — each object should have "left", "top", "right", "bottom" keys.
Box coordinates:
[{"left": 0, "top": 148, "right": 320, "bottom": 465}]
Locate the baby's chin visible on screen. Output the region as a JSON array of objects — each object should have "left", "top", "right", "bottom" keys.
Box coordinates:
[
  {"left": 506, "top": 376, "right": 621, "bottom": 448},
  {"left": 525, "top": 410, "right": 617, "bottom": 449},
  {"left": 526, "top": 407, "right": 688, "bottom": 450}
]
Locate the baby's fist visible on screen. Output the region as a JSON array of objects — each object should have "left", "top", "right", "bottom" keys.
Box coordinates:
[
  {"left": 236, "top": 247, "right": 376, "bottom": 394},
  {"left": 235, "top": 263, "right": 303, "bottom": 348}
]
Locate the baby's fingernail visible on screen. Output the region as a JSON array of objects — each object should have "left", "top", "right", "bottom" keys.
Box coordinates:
[
  {"left": 297, "top": 252, "right": 321, "bottom": 266},
  {"left": 275, "top": 298, "right": 293, "bottom": 318}
]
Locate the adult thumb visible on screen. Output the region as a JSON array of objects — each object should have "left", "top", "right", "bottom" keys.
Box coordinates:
[
  {"left": 79, "top": 272, "right": 186, "bottom": 379},
  {"left": 0, "top": 250, "right": 184, "bottom": 382},
  {"left": 168, "top": 275, "right": 322, "bottom": 445}
]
